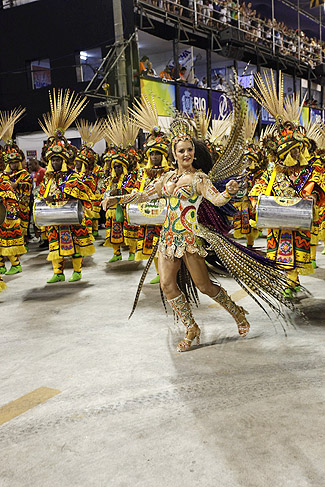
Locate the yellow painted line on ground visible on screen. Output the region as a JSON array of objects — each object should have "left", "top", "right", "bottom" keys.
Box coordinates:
[
  {"left": 0, "top": 387, "right": 61, "bottom": 426},
  {"left": 209, "top": 289, "right": 248, "bottom": 308}
]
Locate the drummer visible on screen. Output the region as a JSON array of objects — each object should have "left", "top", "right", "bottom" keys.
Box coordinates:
[
  {"left": 37, "top": 89, "right": 95, "bottom": 283},
  {"left": 0, "top": 149, "right": 27, "bottom": 280},
  {"left": 132, "top": 133, "right": 171, "bottom": 283},
  {"left": 249, "top": 130, "right": 324, "bottom": 298}
]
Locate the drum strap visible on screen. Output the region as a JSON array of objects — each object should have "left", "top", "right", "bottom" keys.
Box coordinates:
[
  {"left": 43, "top": 177, "right": 53, "bottom": 199},
  {"left": 265, "top": 170, "right": 277, "bottom": 196}
]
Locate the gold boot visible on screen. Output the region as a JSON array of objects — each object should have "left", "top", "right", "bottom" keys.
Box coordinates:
[
  {"left": 168, "top": 292, "right": 201, "bottom": 352},
  {"left": 212, "top": 287, "right": 250, "bottom": 336}
]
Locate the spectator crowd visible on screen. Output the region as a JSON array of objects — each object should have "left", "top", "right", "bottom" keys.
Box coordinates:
[{"left": 142, "top": 0, "right": 324, "bottom": 69}]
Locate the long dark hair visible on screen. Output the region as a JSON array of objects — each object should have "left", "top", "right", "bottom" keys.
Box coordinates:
[{"left": 169, "top": 138, "right": 213, "bottom": 175}]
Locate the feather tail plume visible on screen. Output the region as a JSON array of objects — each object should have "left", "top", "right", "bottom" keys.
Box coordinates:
[
  {"left": 39, "top": 89, "right": 88, "bottom": 137},
  {"left": 208, "top": 70, "right": 248, "bottom": 182},
  {"left": 0, "top": 107, "right": 26, "bottom": 142},
  {"left": 313, "top": 120, "right": 325, "bottom": 148},
  {"left": 198, "top": 224, "right": 295, "bottom": 316},
  {"left": 129, "top": 242, "right": 158, "bottom": 319}
]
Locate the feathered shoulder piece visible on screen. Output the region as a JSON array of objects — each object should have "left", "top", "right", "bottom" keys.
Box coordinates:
[
  {"left": 0, "top": 107, "right": 26, "bottom": 143},
  {"left": 208, "top": 70, "right": 248, "bottom": 182},
  {"left": 76, "top": 119, "right": 104, "bottom": 148},
  {"left": 39, "top": 89, "right": 88, "bottom": 138}
]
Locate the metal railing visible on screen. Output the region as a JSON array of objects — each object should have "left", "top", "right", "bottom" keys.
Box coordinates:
[
  {"left": 137, "top": 0, "right": 324, "bottom": 67},
  {"left": 1, "top": 0, "right": 39, "bottom": 8}
]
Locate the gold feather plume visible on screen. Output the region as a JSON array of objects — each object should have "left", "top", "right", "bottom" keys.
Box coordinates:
[
  {"left": 103, "top": 112, "right": 124, "bottom": 146},
  {"left": 128, "top": 95, "right": 159, "bottom": 133},
  {"left": 244, "top": 110, "right": 259, "bottom": 143},
  {"left": 103, "top": 112, "right": 139, "bottom": 148},
  {"left": 312, "top": 120, "right": 325, "bottom": 148},
  {"left": 259, "top": 123, "right": 275, "bottom": 144},
  {"left": 0, "top": 107, "right": 26, "bottom": 142},
  {"left": 283, "top": 92, "right": 306, "bottom": 124},
  {"left": 39, "top": 89, "right": 88, "bottom": 137},
  {"left": 250, "top": 69, "right": 284, "bottom": 122},
  {"left": 207, "top": 113, "right": 232, "bottom": 145},
  {"left": 76, "top": 118, "right": 105, "bottom": 148}
]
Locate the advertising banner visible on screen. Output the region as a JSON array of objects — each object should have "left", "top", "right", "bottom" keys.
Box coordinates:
[
  {"left": 211, "top": 91, "right": 231, "bottom": 118},
  {"left": 140, "top": 79, "right": 176, "bottom": 117},
  {"left": 261, "top": 107, "right": 275, "bottom": 124},
  {"left": 179, "top": 86, "right": 208, "bottom": 116},
  {"left": 299, "top": 107, "right": 310, "bottom": 127},
  {"left": 310, "top": 108, "right": 322, "bottom": 125}
]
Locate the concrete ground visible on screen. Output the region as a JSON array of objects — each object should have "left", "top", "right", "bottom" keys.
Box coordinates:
[{"left": 0, "top": 232, "right": 325, "bottom": 487}]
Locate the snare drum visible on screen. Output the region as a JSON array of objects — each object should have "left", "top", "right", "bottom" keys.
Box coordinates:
[
  {"left": 256, "top": 194, "right": 313, "bottom": 231},
  {"left": 33, "top": 199, "right": 84, "bottom": 227},
  {"left": 126, "top": 199, "right": 167, "bottom": 226}
]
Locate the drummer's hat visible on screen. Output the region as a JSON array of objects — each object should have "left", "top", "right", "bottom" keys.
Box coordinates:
[
  {"left": 75, "top": 119, "right": 104, "bottom": 173},
  {"left": 39, "top": 89, "right": 88, "bottom": 173},
  {"left": 0, "top": 107, "right": 26, "bottom": 173},
  {"left": 277, "top": 131, "right": 307, "bottom": 166},
  {"left": 103, "top": 112, "right": 140, "bottom": 176}
]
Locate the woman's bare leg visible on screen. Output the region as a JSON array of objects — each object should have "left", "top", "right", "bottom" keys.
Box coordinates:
[
  {"left": 183, "top": 252, "right": 250, "bottom": 336},
  {"left": 183, "top": 251, "right": 220, "bottom": 296},
  {"left": 158, "top": 250, "right": 181, "bottom": 299},
  {"left": 158, "top": 251, "right": 200, "bottom": 351}
]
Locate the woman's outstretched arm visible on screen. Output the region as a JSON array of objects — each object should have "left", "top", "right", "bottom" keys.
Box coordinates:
[{"left": 194, "top": 173, "right": 238, "bottom": 206}]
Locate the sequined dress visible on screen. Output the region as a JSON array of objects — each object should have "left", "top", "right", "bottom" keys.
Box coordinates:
[{"left": 120, "top": 170, "right": 232, "bottom": 260}]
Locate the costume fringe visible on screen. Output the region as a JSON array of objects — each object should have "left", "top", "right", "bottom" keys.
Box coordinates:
[
  {"left": 0, "top": 245, "right": 26, "bottom": 256},
  {"left": 177, "top": 260, "right": 199, "bottom": 307},
  {"left": 46, "top": 245, "right": 95, "bottom": 261},
  {"left": 198, "top": 223, "right": 296, "bottom": 316},
  {"left": 129, "top": 241, "right": 159, "bottom": 319}
]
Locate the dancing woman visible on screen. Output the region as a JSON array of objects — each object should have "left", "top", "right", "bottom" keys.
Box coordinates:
[{"left": 103, "top": 115, "right": 294, "bottom": 352}]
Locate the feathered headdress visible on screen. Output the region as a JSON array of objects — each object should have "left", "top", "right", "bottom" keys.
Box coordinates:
[
  {"left": 0, "top": 107, "right": 26, "bottom": 171},
  {"left": 102, "top": 112, "right": 139, "bottom": 176},
  {"left": 75, "top": 119, "right": 104, "bottom": 172},
  {"left": 39, "top": 89, "right": 88, "bottom": 172},
  {"left": 129, "top": 96, "right": 169, "bottom": 165},
  {"left": 250, "top": 69, "right": 284, "bottom": 128}
]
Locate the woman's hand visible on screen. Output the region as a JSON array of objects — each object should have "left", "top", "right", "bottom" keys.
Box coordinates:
[
  {"left": 102, "top": 196, "right": 118, "bottom": 211},
  {"left": 226, "top": 180, "right": 239, "bottom": 196}
]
